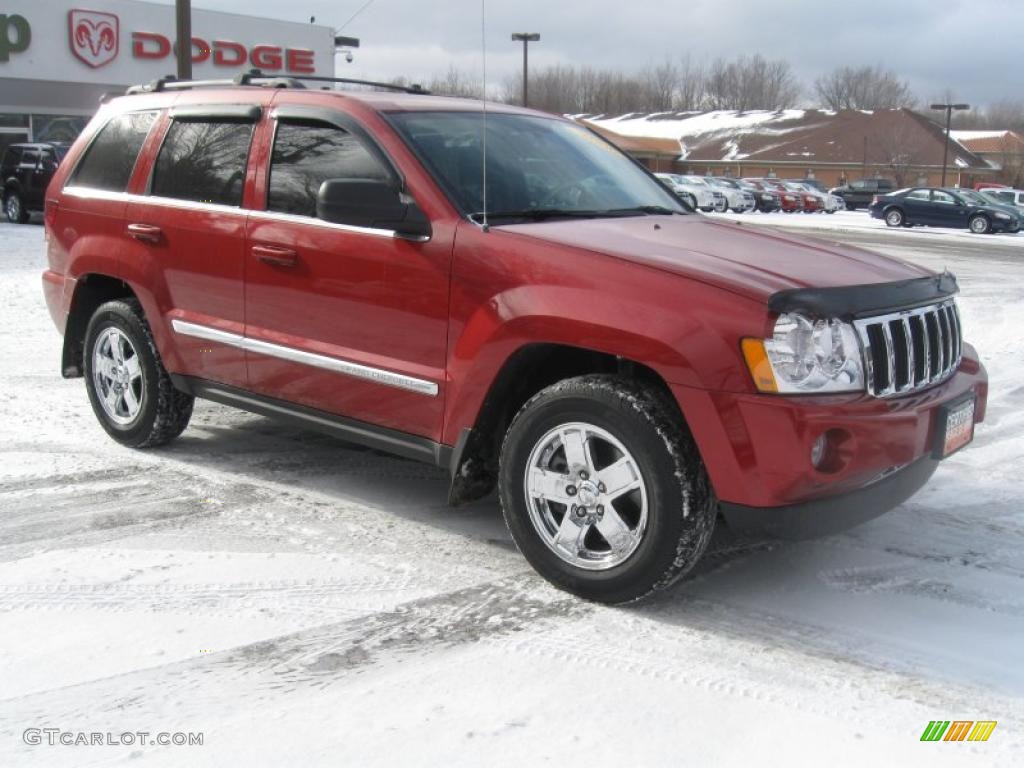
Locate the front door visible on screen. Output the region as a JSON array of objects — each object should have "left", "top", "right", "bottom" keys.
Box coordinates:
[
  {"left": 929, "top": 190, "right": 970, "bottom": 228},
  {"left": 243, "top": 111, "right": 450, "bottom": 440}
]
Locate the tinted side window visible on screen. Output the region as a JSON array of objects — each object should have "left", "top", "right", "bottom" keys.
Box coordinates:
[
  {"left": 72, "top": 112, "right": 156, "bottom": 191},
  {"left": 906, "top": 189, "right": 930, "bottom": 201},
  {"left": 267, "top": 121, "right": 390, "bottom": 218},
  {"left": 152, "top": 120, "right": 253, "bottom": 206},
  {"left": 2, "top": 147, "right": 20, "bottom": 170}
]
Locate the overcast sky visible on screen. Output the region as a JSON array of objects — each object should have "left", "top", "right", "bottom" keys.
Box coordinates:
[{"left": 178, "top": 0, "right": 1020, "bottom": 108}]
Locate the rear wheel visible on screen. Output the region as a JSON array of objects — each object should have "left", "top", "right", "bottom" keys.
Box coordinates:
[
  {"left": 499, "top": 375, "right": 716, "bottom": 604},
  {"left": 885, "top": 208, "right": 905, "bottom": 227},
  {"left": 4, "top": 191, "right": 28, "bottom": 224},
  {"left": 968, "top": 214, "right": 990, "bottom": 234},
  {"left": 84, "top": 299, "right": 194, "bottom": 448}
]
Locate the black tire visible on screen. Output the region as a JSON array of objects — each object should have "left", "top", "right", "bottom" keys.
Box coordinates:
[
  {"left": 968, "top": 214, "right": 990, "bottom": 234},
  {"left": 83, "top": 299, "right": 194, "bottom": 448},
  {"left": 884, "top": 207, "right": 905, "bottom": 227},
  {"left": 4, "top": 191, "right": 28, "bottom": 224},
  {"left": 499, "top": 375, "right": 715, "bottom": 604}
]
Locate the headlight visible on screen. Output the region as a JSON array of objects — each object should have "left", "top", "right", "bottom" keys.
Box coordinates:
[{"left": 742, "top": 313, "right": 865, "bottom": 394}]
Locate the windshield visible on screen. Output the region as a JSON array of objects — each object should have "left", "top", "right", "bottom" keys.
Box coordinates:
[
  {"left": 956, "top": 189, "right": 990, "bottom": 205},
  {"left": 388, "top": 111, "right": 685, "bottom": 220}
]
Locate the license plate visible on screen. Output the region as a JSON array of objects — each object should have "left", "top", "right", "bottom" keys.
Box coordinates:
[{"left": 934, "top": 396, "right": 976, "bottom": 459}]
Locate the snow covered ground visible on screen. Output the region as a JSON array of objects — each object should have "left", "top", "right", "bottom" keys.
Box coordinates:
[{"left": 1, "top": 220, "right": 1023, "bottom": 767}]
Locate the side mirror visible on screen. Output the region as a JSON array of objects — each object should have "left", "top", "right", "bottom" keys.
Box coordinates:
[{"left": 316, "top": 179, "right": 431, "bottom": 241}]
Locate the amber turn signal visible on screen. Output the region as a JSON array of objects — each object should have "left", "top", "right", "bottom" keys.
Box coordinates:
[{"left": 741, "top": 338, "right": 778, "bottom": 393}]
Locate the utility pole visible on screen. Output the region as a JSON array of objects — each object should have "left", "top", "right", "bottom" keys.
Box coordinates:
[
  {"left": 510, "top": 32, "right": 540, "bottom": 107},
  {"left": 930, "top": 101, "right": 969, "bottom": 187},
  {"left": 175, "top": 0, "right": 192, "bottom": 81}
]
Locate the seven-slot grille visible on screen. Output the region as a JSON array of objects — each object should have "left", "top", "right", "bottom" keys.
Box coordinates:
[{"left": 853, "top": 300, "right": 962, "bottom": 397}]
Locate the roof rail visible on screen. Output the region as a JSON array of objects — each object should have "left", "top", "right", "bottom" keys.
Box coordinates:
[{"left": 125, "top": 69, "right": 430, "bottom": 96}]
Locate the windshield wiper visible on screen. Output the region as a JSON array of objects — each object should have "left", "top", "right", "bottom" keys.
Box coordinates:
[
  {"left": 471, "top": 209, "right": 630, "bottom": 223},
  {"left": 605, "top": 205, "right": 682, "bottom": 216},
  {"left": 471, "top": 206, "right": 681, "bottom": 224}
]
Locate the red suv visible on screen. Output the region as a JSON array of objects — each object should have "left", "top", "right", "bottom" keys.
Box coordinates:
[{"left": 41, "top": 76, "right": 988, "bottom": 603}]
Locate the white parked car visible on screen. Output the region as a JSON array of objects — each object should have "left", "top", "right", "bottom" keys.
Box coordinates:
[
  {"left": 659, "top": 174, "right": 725, "bottom": 213},
  {"left": 979, "top": 187, "right": 1024, "bottom": 211}
]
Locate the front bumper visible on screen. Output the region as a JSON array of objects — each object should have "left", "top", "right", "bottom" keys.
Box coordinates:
[
  {"left": 720, "top": 453, "right": 939, "bottom": 539},
  {"left": 671, "top": 346, "right": 987, "bottom": 536}
]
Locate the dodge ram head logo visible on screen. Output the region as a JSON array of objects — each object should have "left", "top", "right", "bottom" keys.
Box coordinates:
[{"left": 68, "top": 9, "right": 119, "bottom": 68}]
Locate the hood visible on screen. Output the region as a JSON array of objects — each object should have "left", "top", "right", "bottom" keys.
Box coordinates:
[{"left": 499, "top": 214, "right": 931, "bottom": 304}]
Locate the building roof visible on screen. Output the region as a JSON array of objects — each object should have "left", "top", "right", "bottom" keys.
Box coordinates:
[
  {"left": 576, "top": 108, "right": 992, "bottom": 170},
  {"left": 951, "top": 129, "right": 1024, "bottom": 155}
]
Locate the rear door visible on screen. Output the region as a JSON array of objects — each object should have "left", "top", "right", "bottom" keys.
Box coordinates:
[
  {"left": 16, "top": 147, "right": 39, "bottom": 206},
  {"left": 901, "top": 188, "right": 932, "bottom": 223},
  {"left": 243, "top": 105, "right": 450, "bottom": 440},
  {"left": 129, "top": 104, "right": 262, "bottom": 389}
]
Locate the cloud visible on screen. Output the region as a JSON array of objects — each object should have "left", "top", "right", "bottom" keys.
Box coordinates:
[{"left": 187, "top": 0, "right": 1023, "bottom": 106}]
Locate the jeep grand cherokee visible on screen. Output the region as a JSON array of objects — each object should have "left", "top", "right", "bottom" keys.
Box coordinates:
[{"left": 40, "top": 75, "right": 988, "bottom": 603}]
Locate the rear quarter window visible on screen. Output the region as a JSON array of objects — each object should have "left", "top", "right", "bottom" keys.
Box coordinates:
[
  {"left": 151, "top": 120, "right": 254, "bottom": 207},
  {"left": 71, "top": 112, "right": 157, "bottom": 192}
]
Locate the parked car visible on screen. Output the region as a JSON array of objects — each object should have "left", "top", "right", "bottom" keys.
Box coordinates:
[
  {"left": 705, "top": 178, "right": 756, "bottom": 212},
  {"left": 775, "top": 181, "right": 822, "bottom": 213},
  {"left": 2, "top": 142, "right": 69, "bottom": 223},
  {"left": 979, "top": 187, "right": 1024, "bottom": 211},
  {"left": 744, "top": 178, "right": 803, "bottom": 212},
  {"left": 41, "top": 76, "right": 987, "bottom": 604},
  {"left": 783, "top": 178, "right": 827, "bottom": 194},
  {"left": 676, "top": 175, "right": 727, "bottom": 212},
  {"left": 829, "top": 178, "right": 896, "bottom": 210},
  {"left": 655, "top": 173, "right": 710, "bottom": 212},
  {"left": 787, "top": 181, "right": 843, "bottom": 214},
  {"left": 953, "top": 188, "right": 1024, "bottom": 224},
  {"left": 714, "top": 177, "right": 778, "bottom": 212},
  {"left": 869, "top": 187, "right": 1021, "bottom": 233}
]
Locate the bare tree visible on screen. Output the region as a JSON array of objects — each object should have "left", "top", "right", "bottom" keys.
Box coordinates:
[
  {"left": 427, "top": 65, "right": 483, "bottom": 99},
  {"left": 874, "top": 118, "right": 930, "bottom": 187},
  {"left": 705, "top": 54, "right": 800, "bottom": 111},
  {"left": 814, "top": 66, "right": 916, "bottom": 110}
]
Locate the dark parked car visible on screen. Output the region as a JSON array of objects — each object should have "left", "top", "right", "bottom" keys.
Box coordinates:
[
  {"left": 830, "top": 178, "right": 895, "bottom": 210},
  {"left": 869, "top": 187, "right": 1021, "bottom": 234},
  {"left": 2, "top": 142, "right": 69, "bottom": 223}
]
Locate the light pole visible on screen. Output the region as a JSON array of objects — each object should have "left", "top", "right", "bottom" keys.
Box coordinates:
[
  {"left": 930, "top": 102, "right": 969, "bottom": 187},
  {"left": 175, "top": 0, "right": 191, "bottom": 80},
  {"left": 511, "top": 32, "right": 540, "bottom": 107}
]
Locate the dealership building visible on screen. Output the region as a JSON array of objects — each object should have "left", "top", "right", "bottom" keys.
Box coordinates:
[{"left": 0, "top": 0, "right": 336, "bottom": 153}]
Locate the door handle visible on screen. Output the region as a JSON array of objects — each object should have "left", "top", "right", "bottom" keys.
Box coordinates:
[
  {"left": 126, "top": 223, "right": 163, "bottom": 244},
  {"left": 252, "top": 244, "right": 298, "bottom": 267}
]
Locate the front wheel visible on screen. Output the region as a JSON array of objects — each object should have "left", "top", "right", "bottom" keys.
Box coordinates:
[
  {"left": 499, "top": 375, "right": 715, "bottom": 604},
  {"left": 84, "top": 299, "right": 194, "bottom": 448},
  {"left": 968, "top": 214, "right": 990, "bottom": 234},
  {"left": 4, "top": 191, "right": 28, "bottom": 223}
]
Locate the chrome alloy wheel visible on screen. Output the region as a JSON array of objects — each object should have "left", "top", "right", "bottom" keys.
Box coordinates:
[
  {"left": 5, "top": 194, "right": 21, "bottom": 222},
  {"left": 524, "top": 422, "right": 648, "bottom": 570},
  {"left": 92, "top": 327, "right": 144, "bottom": 425}
]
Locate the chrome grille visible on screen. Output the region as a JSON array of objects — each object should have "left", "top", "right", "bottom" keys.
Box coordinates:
[{"left": 853, "top": 300, "right": 962, "bottom": 397}]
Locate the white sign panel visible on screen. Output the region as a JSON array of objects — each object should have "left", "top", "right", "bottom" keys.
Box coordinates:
[{"left": 0, "top": 0, "right": 335, "bottom": 86}]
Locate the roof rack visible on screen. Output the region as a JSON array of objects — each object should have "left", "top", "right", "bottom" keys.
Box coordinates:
[{"left": 125, "top": 69, "right": 430, "bottom": 96}]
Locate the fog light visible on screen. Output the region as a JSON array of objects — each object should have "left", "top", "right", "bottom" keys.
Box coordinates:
[{"left": 810, "top": 434, "right": 828, "bottom": 468}]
